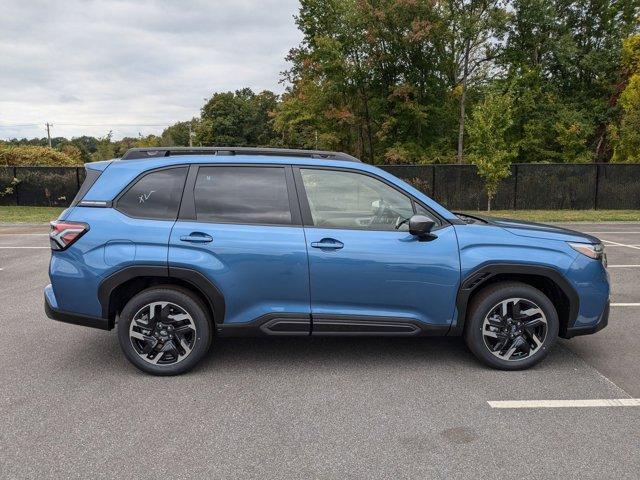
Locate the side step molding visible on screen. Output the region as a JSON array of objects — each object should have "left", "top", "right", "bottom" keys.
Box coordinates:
[
  {"left": 312, "top": 317, "right": 421, "bottom": 336},
  {"left": 216, "top": 313, "right": 449, "bottom": 337}
]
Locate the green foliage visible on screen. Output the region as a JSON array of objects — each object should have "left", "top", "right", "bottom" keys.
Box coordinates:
[
  {"left": 273, "top": 0, "right": 640, "bottom": 164},
  {"left": 92, "top": 131, "right": 115, "bottom": 162},
  {"left": 501, "top": 0, "right": 639, "bottom": 163},
  {"left": 0, "top": 177, "right": 20, "bottom": 198},
  {"left": 0, "top": 146, "right": 80, "bottom": 166},
  {"left": 467, "top": 90, "right": 516, "bottom": 209},
  {"left": 612, "top": 34, "right": 640, "bottom": 163},
  {"left": 161, "top": 120, "right": 196, "bottom": 146},
  {"left": 196, "top": 88, "right": 279, "bottom": 146}
]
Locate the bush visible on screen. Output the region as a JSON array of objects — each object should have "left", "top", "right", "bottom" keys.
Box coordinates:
[{"left": 0, "top": 146, "right": 81, "bottom": 166}]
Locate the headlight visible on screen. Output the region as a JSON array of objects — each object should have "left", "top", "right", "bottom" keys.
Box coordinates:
[{"left": 568, "top": 242, "right": 606, "bottom": 266}]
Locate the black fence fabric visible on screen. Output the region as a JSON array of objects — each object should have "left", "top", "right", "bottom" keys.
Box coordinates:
[
  {"left": 0, "top": 166, "right": 83, "bottom": 207},
  {"left": 1, "top": 164, "right": 639, "bottom": 210},
  {"left": 381, "top": 164, "right": 640, "bottom": 211}
]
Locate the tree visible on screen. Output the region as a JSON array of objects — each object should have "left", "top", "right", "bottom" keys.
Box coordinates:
[
  {"left": 276, "top": 0, "right": 457, "bottom": 163},
  {"left": 92, "top": 131, "right": 115, "bottom": 161},
  {"left": 467, "top": 89, "right": 515, "bottom": 210},
  {"left": 611, "top": 34, "right": 640, "bottom": 162},
  {"left": 56, "top": 143, "right": 83, "bottom": 163},
  {"left": 437, "top": 0, "right": 509, "bottom": 163},
  {"left": 196, "top": 88, "right": 279, "bottom": 146},
  {"left": 162, "top": 120, "right": 197, "bottom": 146},
  {"left": 500, "top": 0, "right": 639, "bottom": 163}
]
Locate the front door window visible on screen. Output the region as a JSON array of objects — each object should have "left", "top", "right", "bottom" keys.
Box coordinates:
[{"left": 299, "top": 169, "right": 432, "bottom": 230}]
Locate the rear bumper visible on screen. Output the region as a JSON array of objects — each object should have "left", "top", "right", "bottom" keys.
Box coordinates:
[
  {"left": 44, "top": 284, "right": 112, "bottom": 330},
  {"left": 563, "top": 300, "right": 609, "bottom": 338}
]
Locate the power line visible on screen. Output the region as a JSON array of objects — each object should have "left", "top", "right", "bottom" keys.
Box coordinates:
[
  {"left": 61, "top": 122, "right": 171, "bottom": 127},
  {"left": 0, "top": 122, "right": 172, "bottom": 128}
]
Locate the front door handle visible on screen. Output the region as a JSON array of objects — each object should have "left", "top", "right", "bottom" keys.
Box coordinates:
[
  {"left": 311, "top": 238, "right": 344, "bottom": 250},
  {"left": 180, "top": 232, "right": 213, "bottom": 244}
]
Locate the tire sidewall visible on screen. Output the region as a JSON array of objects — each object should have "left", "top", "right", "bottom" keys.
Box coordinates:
[
  {"left": 117, "top": 287, "right": 212, "bottom": 376},
  {"left": 465, "top": 283, "right": 559, "bottom": 370}
]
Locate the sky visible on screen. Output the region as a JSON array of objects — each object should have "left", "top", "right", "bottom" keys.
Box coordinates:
[{"left": 0, "top": 0, "right": 301, "bottom": 140}]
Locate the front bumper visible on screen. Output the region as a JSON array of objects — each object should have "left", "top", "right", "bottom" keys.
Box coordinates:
[
  {"left": 563, "top": 300, "right": 609, "bottom": 338},
  {"left": 44, "top": 284, "right": 112, "bottom": 330}
]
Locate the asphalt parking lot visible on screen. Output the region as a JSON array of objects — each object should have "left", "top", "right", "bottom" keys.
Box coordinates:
[{"left": 1, "top": 222, "right": 639, "bottom": 479}]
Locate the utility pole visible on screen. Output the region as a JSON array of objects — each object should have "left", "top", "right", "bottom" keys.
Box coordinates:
[{"left": 45, "top": 122, "right": 53, "bottom": 147}]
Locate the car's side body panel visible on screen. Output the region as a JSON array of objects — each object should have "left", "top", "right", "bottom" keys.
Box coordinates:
[
  {"left": 303, "top": 225, "right": 460, "bottom": 328},
  {"left": 168, "top": 222, "right": 311, "bottom": 325},
  {"left": 49, "top": 207, "right": 174, "bottom": 318},
  {"left": 452, "top": 223, "right": 609, "bottom": 336}
]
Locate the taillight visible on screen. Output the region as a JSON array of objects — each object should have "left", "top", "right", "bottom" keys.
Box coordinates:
[{"left": 49, "top": 221, "right": 89, "bottom": 251}]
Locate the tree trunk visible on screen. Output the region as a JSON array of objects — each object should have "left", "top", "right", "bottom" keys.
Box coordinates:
[
  {"left": 487, "top": 194, "right": 492, "bottom": 211},
  {"left": 457, "top": 42, "right": 471, "bottom": 164}
]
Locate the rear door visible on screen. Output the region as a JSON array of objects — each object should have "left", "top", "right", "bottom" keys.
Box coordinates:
[
  {"left": 168, "top": 164, "right": 311, "bottom": 333},
  {"left": 294, "top": 167, "right": 460, "bottom": 335}
]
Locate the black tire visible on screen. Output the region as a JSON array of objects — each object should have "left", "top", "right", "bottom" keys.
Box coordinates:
[
  {"left": 464, "top": 282, "right": 559, "bottom": 370},
  {"left": 117, "top": 286, "right": 212, "bottom": 376}
]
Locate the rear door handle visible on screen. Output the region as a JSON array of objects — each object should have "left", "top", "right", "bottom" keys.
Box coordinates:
[
  {"left": 311, "top": 238, "right": 344, "bottom": 250},
  {"left": 180, "top": 232, "right": 213, "bottom": 244}
]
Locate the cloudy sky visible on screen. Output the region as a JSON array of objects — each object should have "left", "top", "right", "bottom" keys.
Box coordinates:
[{"left": 0, "top": 0, "right": 301, "bottom": 140}]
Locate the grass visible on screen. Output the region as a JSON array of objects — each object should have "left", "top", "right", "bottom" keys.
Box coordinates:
[
  {"left": 0, "top": 206, "right": 65, "bottom": 223},
  {"left": 464, "top": 209, "right": 640, "bottom": 222},
  {"left": 1, "top": 206, "right": 640, "bottom": 224}
]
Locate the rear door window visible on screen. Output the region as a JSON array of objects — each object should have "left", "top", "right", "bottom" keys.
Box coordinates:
[
  {"left": 193, "top": 166, "right": 292, "bottom": 225},
  {"left": 116, "top": 167, "right": 188, "bottom": 220}
]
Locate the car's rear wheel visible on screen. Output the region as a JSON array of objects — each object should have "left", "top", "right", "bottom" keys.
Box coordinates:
[
  {"left": 464, "top": 282, "right": 559, "bottom": 370},
  {"left": 117, "top": 286, "right": 212, "bottom": 375}
]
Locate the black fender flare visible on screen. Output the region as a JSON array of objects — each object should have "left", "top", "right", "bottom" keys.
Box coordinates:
[
  {"left": 98, "top": 265, "right": 225, "bottom": 323},
  {"left": 448, "top": 263, "right": 579, "bottom": 336}
]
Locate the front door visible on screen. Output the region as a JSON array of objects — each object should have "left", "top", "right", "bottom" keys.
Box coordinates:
[
  {"left": 294, "top": 167, "right": 460, "bottom": 335},
  {"left": 169, "top": 165, "right": 310, "bottom": 334}
]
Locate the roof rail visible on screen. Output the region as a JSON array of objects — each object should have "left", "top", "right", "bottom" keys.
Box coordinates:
[{"left": 121, "top": 147, "right": 361, "bottom": 162}]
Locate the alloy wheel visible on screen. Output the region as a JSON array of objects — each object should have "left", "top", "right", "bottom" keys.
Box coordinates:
[
  {"left": 482, "top": 297, "right": 548, "bottom": 361},
  {"left": 129, "top": 301, "right": 197, "bottom": 365}
]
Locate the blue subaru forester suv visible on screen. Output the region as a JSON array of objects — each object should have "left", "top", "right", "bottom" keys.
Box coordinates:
[{"left": 45, "top": 147, "right": 610, "bottom": 375}]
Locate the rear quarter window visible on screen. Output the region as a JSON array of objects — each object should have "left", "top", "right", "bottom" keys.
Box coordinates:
[
  {"left": 116, "top": 167, "right": 188, "bottom": 220},
  {"left": 70, "top": 168, "right": 102, "bottom": 207}
]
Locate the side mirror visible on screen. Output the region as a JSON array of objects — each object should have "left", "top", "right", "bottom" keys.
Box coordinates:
[{"left": 409, "top": 215, "right": 437, "bottom": 240}]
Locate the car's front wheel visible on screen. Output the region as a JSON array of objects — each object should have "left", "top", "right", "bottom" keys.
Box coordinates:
[
  {"left": 464, "top": 282, "right": 559, "bottom": 370},
  {"left": 117, "top": 286, "right": 212, "bottom": 375}
]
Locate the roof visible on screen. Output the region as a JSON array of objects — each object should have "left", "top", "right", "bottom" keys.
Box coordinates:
[{"left": 121, "top": 147, "right": 361, "bottom": 163}]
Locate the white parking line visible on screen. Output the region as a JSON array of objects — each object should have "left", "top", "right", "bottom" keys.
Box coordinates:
[
  {"left": 611, "top": 303, "right": 640, "bottom": 307},
  {"left": 0, "top": 247, "right": 49, "bottom": 249},
  {"left": 585, "top": 231, "right": 640, "bottom": 234},
  {"left": 488, "top": 399, "right": 640, "bottom": 409},
  {"left": 601, "top": 239, "right": 640, "bottom": 250},
  {"left": 0, "top": 233, "right": 48, "bottom": 236},
  {"left": 607, "top": 265, "right": 640, "bottom": 268}
]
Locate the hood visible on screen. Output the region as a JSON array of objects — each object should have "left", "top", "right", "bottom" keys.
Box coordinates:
[{"left": 455, "top": 213, "right": 601, "bottom": 244}]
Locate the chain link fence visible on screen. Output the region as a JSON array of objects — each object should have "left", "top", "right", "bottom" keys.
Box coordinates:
[{"left": 1, "top": 164, "right": 639, "bottom": 210}]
